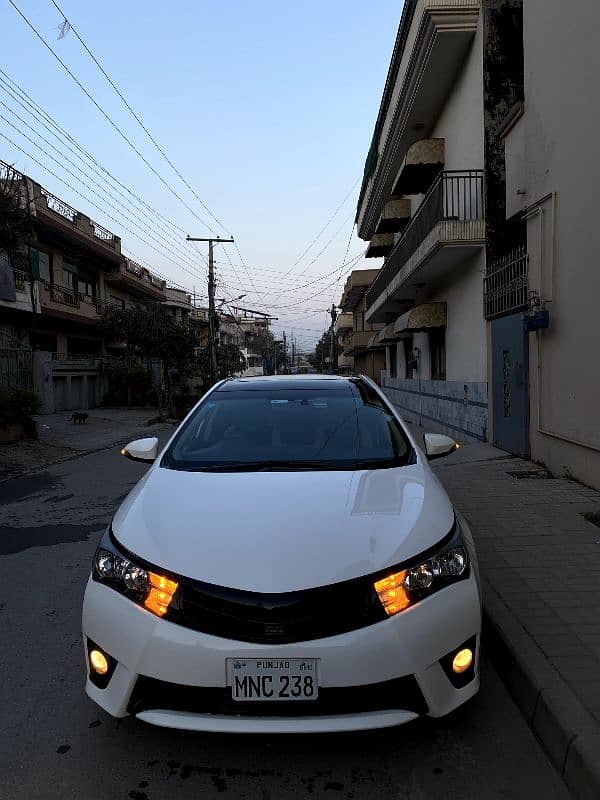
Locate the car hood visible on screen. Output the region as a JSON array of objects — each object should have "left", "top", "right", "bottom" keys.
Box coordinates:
[{"left": 112, "top": 462, "right": 454, "bottom": 593}]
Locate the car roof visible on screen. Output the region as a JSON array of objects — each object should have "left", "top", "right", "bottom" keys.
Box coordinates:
[{"left": 216, "top": 374, "right": 359, "bottom": 392}]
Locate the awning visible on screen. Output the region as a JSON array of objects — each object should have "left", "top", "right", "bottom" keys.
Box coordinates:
[
  {"left": 373, "top": 322, "right": 411, "bottom": 345},
  {"left": 374, "top": 197, "right": 411, "bottom": 235},
  {"left": 367, "top": 330, "right": 390, "bottom": 349},
  {"left": 365, "top": 233, "right": 394, "bottom": 259},
  {"left": 393, "top": 302, "right": 447, "bottom": 334},
  {"left": 393, "top": 138, "right": 445, "bottom": 195}
]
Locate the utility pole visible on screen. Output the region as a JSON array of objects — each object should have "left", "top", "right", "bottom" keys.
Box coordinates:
[
  {"left": 282, "top": 331, "right": 287, "bottom": 374},
  {"left": 186, "top": 235, "right": 234, "bottom": 386},
  {"left": 329, "top": 304, "right": 338, "bottom": 373}
]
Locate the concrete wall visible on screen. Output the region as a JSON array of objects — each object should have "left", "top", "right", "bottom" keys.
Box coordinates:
[
  {"left": 423, "top": 251, "right": 487, "bottom": 382},
  {"left": 430, "top": 17, "right": 485, "bottom": 171},
  {"left": 33, "top": 351, "right": 106, "bottom": 413},
  {"left": 503, "top": 0, "right": 600, "bottom": 487}
]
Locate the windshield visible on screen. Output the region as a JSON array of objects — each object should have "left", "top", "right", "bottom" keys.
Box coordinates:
[{"left": 162, "top": 382, "right": 412, "bottom": 471}]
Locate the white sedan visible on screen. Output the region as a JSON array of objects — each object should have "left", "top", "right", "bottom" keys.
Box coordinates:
[{"left": 82, "top": 374, "right": 481, "bottom": 733}]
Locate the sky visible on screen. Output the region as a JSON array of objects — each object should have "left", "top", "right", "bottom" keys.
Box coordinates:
[{"left": 0, "top": 0, "right": 402, "bottom": 350}]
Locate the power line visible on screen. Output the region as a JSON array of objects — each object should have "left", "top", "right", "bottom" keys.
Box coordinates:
[
  {"left": 267, "top": 209, "right": 357, "bottom": 306},
  {"left": 281, "top": 177, "right": 360, "bottom": 279},
  {"left": 0, "top": 137, "right": 207, "bottom": 290},
  {"left": 214, "top": 248, "right": 366, "bottom": 296},
  {"left": 0, "top": 68, "right": 189, "bottom": 242},
  {"left": 0, "top": 105, "right": 203, "bottom": 273},
  {"left": 8, "top": 0, "right": 217, "bottom": 235},
  {"left": 47, "top": 0, "right": 257, "bottom": 295},
  {"left": 48, "top": 0, "right": 226, "bottom": 235}
]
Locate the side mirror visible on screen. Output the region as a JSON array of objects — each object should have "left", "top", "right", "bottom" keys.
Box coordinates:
[
  {"left": 424, "top": 433, "right": 459, "bottom": 461},
  {"left": 121, "top": 437, "right": 159, "bottom": 463}
]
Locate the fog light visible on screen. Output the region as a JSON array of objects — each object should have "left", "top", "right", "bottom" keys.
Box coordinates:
[
  {"left": 89, "top": 648, "right": 109, "bottom": 675},
  {"left": 452, "top": 648, "right": 473, "bottom": 674}
]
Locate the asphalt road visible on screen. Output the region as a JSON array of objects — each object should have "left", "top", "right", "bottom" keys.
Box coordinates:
[{"left": 0, "top": 439, "right": 569, "bottom": 800}]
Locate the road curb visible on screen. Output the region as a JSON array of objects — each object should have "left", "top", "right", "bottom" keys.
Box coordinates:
[{"left": 482, "top": 576, "right": 600, "bottom": 799}]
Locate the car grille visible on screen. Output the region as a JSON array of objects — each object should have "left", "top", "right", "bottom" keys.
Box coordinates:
[
  {"left": 127, "top": 674, "right": 428, "bottom": 717},
  {"left": 167, "top": 575, "right": 388, "bottom": 644}
]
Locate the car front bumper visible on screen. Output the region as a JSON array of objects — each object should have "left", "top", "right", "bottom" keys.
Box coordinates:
[{"left": 82, "top": 571, "right": 481, "bottom": 733}]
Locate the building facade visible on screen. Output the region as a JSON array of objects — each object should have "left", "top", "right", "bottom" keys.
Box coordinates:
[
  {"left": 338, "top": 269, "right": 385, "bottom": 384},
  {"left": 0, "top": 163, "right": 180, "bottom": 412},
  {"left": 356, "top": 0, "right": 488, "bottom": 441},
  {"left": 496, "top": 0, "right": 600, "bottom": 487}
]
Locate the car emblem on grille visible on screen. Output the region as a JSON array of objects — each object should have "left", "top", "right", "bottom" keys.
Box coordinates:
[{"left": 264, "top": 622, "right": 285, "bottom": 636}]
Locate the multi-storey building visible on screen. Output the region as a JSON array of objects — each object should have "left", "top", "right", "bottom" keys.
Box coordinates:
[
  {"left": 356, "top": 0, "right": 489, "bottom": 441},
  {"left": 338, "top": 269, "right": 385, "bottom": 383},
  {"left": 0, "top": 162, "right": 173, "bottom": 411},
  {"left": 494, "top": 0, "right": 600, "bottom": 488}
]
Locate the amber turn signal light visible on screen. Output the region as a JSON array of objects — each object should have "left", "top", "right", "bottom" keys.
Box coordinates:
[
  {"left": 374, "top": 570, "right": 411, "bottom": 616},
  {"left": 144, "top": 572, "right": 179, "bottom": 617}
]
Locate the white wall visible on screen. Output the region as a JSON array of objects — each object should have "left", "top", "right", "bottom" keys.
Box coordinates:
[
  {"left": 503, "top": 0, "right": 600, "bottom": 486},
  {"left": 430, "top": 19, "right": 484, "bottom": 171},
  {"left": 423, "top": 251, "right": 486, "bottom": 382}
]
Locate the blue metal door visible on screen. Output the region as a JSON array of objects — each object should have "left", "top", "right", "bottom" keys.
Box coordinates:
[{"left": 491, "top": 314, "right": 529, "bottom": 457}]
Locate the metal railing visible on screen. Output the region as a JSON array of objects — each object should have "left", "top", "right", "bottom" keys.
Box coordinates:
[
  {"left": 40, "top": 188, "right": 78, "bottom": 223},
  {"left": 12, "top": 268, "right": 31, "bottom": 291},
  {"left": 92, "top": 221, "right": 116, "bottom": 244},
  {"left": 48, "top": 283, "right": 79, "bottom": 308},
  {"left": 366, "top": 170, "right": 484, "bottom": 307},
  {"left": 484, "top": 246, "right": 528, "bottom": 318}
]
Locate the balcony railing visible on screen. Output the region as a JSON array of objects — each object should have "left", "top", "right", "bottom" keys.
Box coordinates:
[
  {"left": 49, "top": 283, "right": 79, "bottom": 308},
  {"left": 365, "top": 170, "right": 484, "bottom": 307},
  {"left": 41, "top": 188, "right": 77, "bottom": 223},
  {"left": 38, "top": 188, "right": 120, "bottom": 251},
  {"left": 12, "top": 268, "right": 31, "bottom": 292}
]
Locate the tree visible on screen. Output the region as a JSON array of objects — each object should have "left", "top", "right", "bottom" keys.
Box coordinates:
[
  {"left": 0, "top": 164, "right": 32, "bottom": 272},
  {"left": 101, "top": 303, "right": 198, "bottom": 417},
  {"left": 196, "top": 343, "right": 246, "bottom": 384},
  {"left": 308, "top": 330, "right": 341, "bottom": 372}
]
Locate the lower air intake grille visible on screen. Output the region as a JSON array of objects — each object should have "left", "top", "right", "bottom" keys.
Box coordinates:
[{"left": 127, "top": 674, "right": 428, "bottom": 717}]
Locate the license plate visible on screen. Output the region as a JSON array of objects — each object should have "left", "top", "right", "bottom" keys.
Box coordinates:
[{"left": 226, "top": 658, "right": 319, "bottom": 702}]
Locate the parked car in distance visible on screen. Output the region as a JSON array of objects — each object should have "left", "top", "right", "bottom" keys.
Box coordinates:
[{"left": 83, "top": 374, "right": 481, "bottom": 733}]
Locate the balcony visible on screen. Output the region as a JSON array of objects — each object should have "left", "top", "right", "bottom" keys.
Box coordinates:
[
  {"left": 165, "top": 287, "right": 192, "bottom": 310},
  {"left": 357, "top": 0, "right": 481, "bottom": 239},
  {"left": 0, "top": 267, "right": 34, "bottom": 313},
  {"left": 40, "top": 282, "right": 101, "bottom": 323},
  {"left": 343, "top": 330, "right": 378, "bottom": 356},
  {"left": 334, "top": 312, "right": 353, "bottom": 334},
  {"left": 105, "top": 259, "right": 167, "bottom": 301},
  {"left": 365, "top": 170, "right": 485, "bottom": 323},
  {"left": 32, "top": 185, "right": 122, "bottom": 263}
]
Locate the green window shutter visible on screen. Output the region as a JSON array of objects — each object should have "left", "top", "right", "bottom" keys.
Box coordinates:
[{"left": 30, "top": 247, "right": 40, "bottom": 279}]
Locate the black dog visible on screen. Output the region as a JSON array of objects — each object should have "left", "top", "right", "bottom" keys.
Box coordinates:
[{"left": 69, "top": 412, "right": 89, "bottom": 424}]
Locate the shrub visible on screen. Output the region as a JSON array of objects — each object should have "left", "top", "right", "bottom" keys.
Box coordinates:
[
  {"left": 102, "top": 360, "right": 152, "bottom": 406},
  {"left": 0, "top": 386, "right": 42, "bottom": 423}
]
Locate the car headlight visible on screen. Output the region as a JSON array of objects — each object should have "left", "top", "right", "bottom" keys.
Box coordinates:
[
  {"left": 374, "top": 521, "right": 469, "bottom": 616},
  {"left": 92, "top": 528, "right": 178, "bottom": 618}
]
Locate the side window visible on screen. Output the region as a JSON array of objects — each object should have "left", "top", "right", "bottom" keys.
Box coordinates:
[
  {"left": 429, "top": 328, "right": 446, "bottom": 381},
  {"left": 388, "top": 345, "right": 397, "bottom": 378},
  {"left": 403, "top": 337, "right": 414, "bottom": 379}
]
